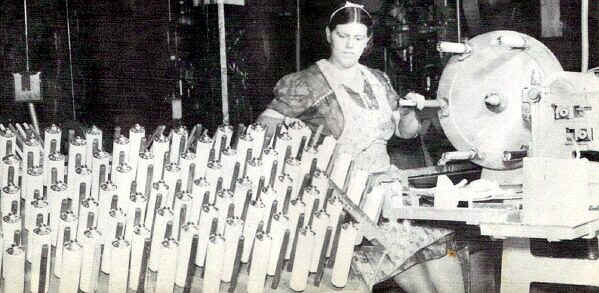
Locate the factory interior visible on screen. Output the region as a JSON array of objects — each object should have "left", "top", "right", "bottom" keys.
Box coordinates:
[{"left": 1, "top": 0, "right": 599, "bottom": 292}]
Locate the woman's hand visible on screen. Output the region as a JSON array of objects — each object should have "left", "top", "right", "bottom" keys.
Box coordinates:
[{"left": 405, "top": 92, "right": 426, "bottom": 111}]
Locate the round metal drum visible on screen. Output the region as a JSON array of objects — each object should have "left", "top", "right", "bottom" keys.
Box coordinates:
[{"left": 437, "top": 30, "right": 563, "bottom": 169}]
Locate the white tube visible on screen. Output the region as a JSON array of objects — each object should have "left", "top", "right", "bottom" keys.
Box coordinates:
[
  {"left": 213, "top": 125, "right": 233, "bottom": 160},
  {"left": 205, "top": 161, "right": 223, "bottom": 199},
  {"left": 113, "top": 163, "right": 134, "bottom": 211},
  {"left": 59, "top": 240, "right": 84, "bottom": 293},
  {"left": 214, "top": 189, "right": 234, "bottom": 234},
  {"left": 203, "top": 234, "right": 225, "bottom": 293},
  {"left": 287, "top": 122, "right": 310, "bottom": 158},
  {"left": 289, "top": 227, "right": 315, "bottom": 291},
  {"left": 2, "top": 215, "right": 20, "bottom": 249},
  {"left": 247, "top": 123, "right": 266, "bottom": 157},
  {"left": 302, "top": 185, "right": 320, "bottom": 217},
  {"left": 194, "top": 135, "right": 213, "bottom": 180},
  {"left": 175, "top": 223, "right": 199, "bottom": 287},
  {"left": 111, "top": 135, "right": 130, "bottom": 175},
  {"left": 151, "top": 134, "right": 169, "bottom": 181},
  {"left": 266, "top": 213, "right": 289, "bottom": 275},
  {"left": 275, "top": 174, "right": 293, "bottom": 204},
  {"left": 48, "top": 182, "right": 68, "bottom": 244},
  {"left": 135, "top": 151, "right": 154, "bottom": 194},
  {"left": 284, "top": 158, "right": 302, "bottom": 200},
  {"left": 3, "top": 245, "right": 25, "bottom": 293},
  {"left": 221, "top": 217, "right": 243, "bottom": 282},
  {"left": 260, "top": 148, "right": 277, "bottom": 182},
  {"left": 146, "top": 181, "right": 169, "bottom": 227},
  {"left": 191, "top": 177, "right": 211, "bottom": 222},
  {"left": 242, "top": 200, "right": 266, "bottom": 262},
  {"left": 246, "top": 158, "right": 263, "bottom": 195},
  {"left": 170, "top": 126, "right": 188, "bottom": 164},
  {"left": 285, "top": 199, "right": 306, "bottom": 259},
  {"left": 316, "top": 136, "right": 336, "bottom": 171},
  {"left": 109, "top": 239, "right": 131, "bottom": 293},
  {"left": 582, "top": 0, "right": 589, "bottom": 72},
  {"left": 247, "top": 232, "right": 272, "bottom": 293},
  {"left": 180, "top": 152, "right": 196, "bottom": 192},
  {"left": 273, "top": 132, "right": 292, "bottom": 176},
  {"left": 194, "top": 204, "right": 218, "bottom": 267},
  {"left": 45, "top": 152, "right": 65, "bottom": 187},
  {"left": 55, "top": 211, "right": 77, "bottom": 278},
  {"left": 98, "top": 181, "right": 117, "bottom": 236},
  {"left": 172, "top": 191, "right": 192, "bottom": 239},
  {"left": 163, "top": 163, "right": 181, "bottom": 208},
  {"left": 156, "top": 238, "right": 179, "bottom": 293},
  {"left": 23, "top": 138, "right": 42, "bottom": 170},
  {"left": 1, "top": 155, "right": 20, "bottom": 192},
  {"left": 236, "top": 134, "right": 254, "bottom": 175},
  {"left": 326, "top": 195, "right": 343, "bottom": 257},
  {"left": 129, "top": 225, "right": 151, "bottom": 291},
  {"left": 71, "top": 166, "right": 92, "bottom": 215},
  {"left": 310, "top": 210, "right": 330, "bottom": 272},
  {"left": 30, "top": 226, "right": 52, "bottom": 293},
  {"left": 128, "top": 124, "right": 145, "bottom": 169},
  {"left": 125, "top": 193, "right": 148, "bottom": 241},
  {"left": 1, "top": 184, "right": 20, "bottom": 220},
  {"left": 91, "top": 150, "right": 110, "bottom": 201},
  {"left": 311, "top": 170, "right": 329, "bottom": 209},
  {"left": 0, "top": 129, "right": 16, "bottom": 160},
  {"left": 260, "top": 187, "right": 277, "bottom": 224},
  {"left": 232, "top": 177, "right": 251, "bottom": 218},
  {"left": 44, "top": 125, "right": 62, "bottom": 160},
  {"left": 300, "top": 146, "right": 318, "bottom": 178},
  {"left": 77, "top": 198, "right": 99, "bottom": 240},
  {"left": 79, "top": 228, "right": 102, "bottom": 293},
  {"left": 331, "top": 222, "right": 359, "bottom": 287},
  {"left": 67, "top": 137, "right": 87, "bottom": 184},
  {"left": 85, "top": 125, "right": 103, "bottom": 168},
  {"left": 220, "top": 148, "right": 236, "bottom": 189},
  {"left": 100, "top": 208, "right": 125, "bottom": 274},
  {"left": 148, "top": 207, "right": 173, "bottom": 271},
  {"left": 22, "top": 166, "right": 43, "bottom": 204},
  {"left": 437, "top": 41, "right": 471, "bottom": 54}
]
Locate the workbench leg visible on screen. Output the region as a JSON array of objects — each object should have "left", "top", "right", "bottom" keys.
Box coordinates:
[{"left": 500, "top": 238, "right": 531, "bottom": 293}]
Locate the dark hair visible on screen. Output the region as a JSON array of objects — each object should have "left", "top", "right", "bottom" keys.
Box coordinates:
[{"left": 328, "top": 3, "right": 374, "bottom": 36}]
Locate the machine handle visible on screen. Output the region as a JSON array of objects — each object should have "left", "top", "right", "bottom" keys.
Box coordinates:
[{"left": 398, "top": 99, "right": 442, "bottom": 108}]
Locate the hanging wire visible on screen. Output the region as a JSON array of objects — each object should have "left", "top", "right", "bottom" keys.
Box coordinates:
[
  {"left": 66, "top": 0, "right": 77, "bottom": 121},
  {"left": 24, "top": 0, "right": 30, "bottom": 72}
]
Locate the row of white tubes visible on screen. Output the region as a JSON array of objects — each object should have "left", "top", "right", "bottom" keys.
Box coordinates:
[{"left": 0, "top": 121, "right": 374, "bottom": 293}]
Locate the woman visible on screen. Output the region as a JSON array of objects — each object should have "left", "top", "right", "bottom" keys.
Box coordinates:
[{"left": 257, "top": 2, "right": 464, "bottom": 292}]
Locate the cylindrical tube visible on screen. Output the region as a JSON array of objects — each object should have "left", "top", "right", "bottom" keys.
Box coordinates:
[
  {"left": 55, "top": 211, "right": 77, "bottom": 278},
  {"left": 260, "top": 147, "right": 278, "bottom": 182},
  {"left": 151, "top": 134, "right": 169, "bottom": 181},
  {"left": 59, "top": 240, "right": 84, "bottom": 293},
  {"left": 289, "top": 227, "right": 316, "bottom": 291},
  {"left": 43, "top": 124, "right": 61, "bottom": 156},
  {"left": 1, "top": 154, "right": 21, "bottom": 193},
  {"left": 191, "top": 177, "right": 211, "bottom": 222},
  {"left": 3, "top": 245, "right": 25, "bottom": 293},
  {"left": 124, "top": 193, "right": 148, "bottom": 241},
  {"left": 85, "top": 125, "right": 103, "bottom": 168},
  {"left": 156, "top": 238, "right": 179, "bottom": 293},
  {"left": 286, "top": 121, "right": 311, "bottom": 159},
  {"left": 26, "top": 199, "right": 49, "bottom": 259},
  {"left": 1, "top": 183, "right": 21, "bottom": 218},
  {"left": 285, "top": 199, "right": 306, "bottom": 259},
  {"left": 310, "top": 210, "right": 330, "bottom": 272},
  {"left": 180, "top": 152, "right": 196, "bottom": 192},
  {"left": 232, "top": 177, "right": 251, "bottom": 218},
  {"left": 98, "top": 181, "right": 117, "bottom": 235},
  {"left": 273, "top": 132, "right": 292, "bottom": 176},
  {"left": 91, "top": 150, "right": 110, "bottom": 200},
  {"left": 2, "top": 214, "right": 21, "bottom": 248},
  {"left": 48, "top": 182, "right": 69, "bottom": 245},
  {"left": 111, "top": 135, "right": 130, "bottom": 174},
  {"left": 148, "top": 207, "right": 174, "bottom": 271},
  {"left": 220, "top": 148, "right": 237, "bottom": 189},
  {"left": 23, "top": 138, "right": 42, "bottom": 170},
  {"left": 22, "top": 166, "right": 43, "bottom": 204},
  {"left": 113, "top": 163, "right": 134, "bottom": 211},
  {"left": 205, "top": 161, "right": 223, "bottom": 196},
  {"left": 163, "top": 163, "right": 182, "bottom": 208},
  {"left": 135, "top": 151, "right": 154, "bottom": 194},
  {"left": 326, "top": 195, "right": 343, "bottom": 257},
  {"left": 236, "top": 134, "right": 254, "bottom": 175},
  {"left": 437, "top": 41, "right": 471, "bottom": 54},
  {"left": 129, "top": 225, "right": 151, "bottom": 291},
  {"left": 203, "top": 234, "right": 225, "bottom": 293},
  {"left": 302, "top": 185, "right": 320, "bottom": 218},
  {"left": 311, "top": 170, "right": 328, "bottom": 208},
  {"left": 260, "top": 187, "right": 278, "bottom": 224},
  {"left": 170, "top": 125, "right": 188, "bottom": 164},
  {"left": 0, "top": 128, "right": 17, "bottom": 160},
  {"left": 128, "top": 124, "right": 145, "bottom": 169},
  {"left": 175, "top": 223, "right": 200, "bottom": 287},
  {"left": 221, "top": 217, "right": 243, "bottom": 282},
  {"left": 246, "top": 158, "right": 263, "bottom": 195},
  {"left": 284, "top": 158, "right": 302, "bottom": 200},
  {"left": 71, "top": 166, "right": 93, "bottom": 214},
  {"left": 109, "top": 239, "right": 131, "bottom": 293},
  {"left": 30, "top": 225, "right": 52, "bottom": 293},
  {"left": 267, "top": 213, "right": 289, "bottom": 275},
  {"left": 45, "top": 152, "right": 65, "bottom": 187},
  {"left": 67, "top": 136, "right": 87, "bottom": 184},
  {"left": 331, "top": 222, "right": 359, "bottom": 287},
  {"left": 172, "top": 191, "right": 193, "bottom": 239},
  {"left": 100, "top": 208, "right": 125, "bottom": 274},
  {"left": 214, "top": 189, "right": 234, "bottom": 235},
  {"left": 247, "top": 231, "right": 272, "bottom": 293},
  {"left": 194, "top": 204, "right": 218, "bottom": 267},
  {"left": 79, "top": 228, "right": 102, "bottom": 293},
  {"left": 194, "top": 135, "right": 213, "bottom": 180},
  {"left": 146, "top": 181, "right": 169, "bottom": 227},
  {"left": 300, "top": 146, "right": 318, "bottom": 177},
  {"left": 247, "top": 123, "right": 266, "bottom": 157},
  {"left": 242, "top": 200, "right": 266, "bottom": 263},
  {"left": 213, "top": 125, "right": 233, "bottom": 160},
  {"left": 77, "top": 198, "right": 99, "bottom": 239}
]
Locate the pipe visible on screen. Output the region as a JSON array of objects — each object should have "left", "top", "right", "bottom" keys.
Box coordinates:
[{"left": 582, "top": 0, "right": 589, "bottom": 72}]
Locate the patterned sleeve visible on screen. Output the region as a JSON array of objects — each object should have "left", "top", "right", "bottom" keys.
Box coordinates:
[
  {"left": 371, "top": 69, "right": 402, "bottom": 111},
  {"left": 268, "top": 72, "right": 316, "bottom": 118}
]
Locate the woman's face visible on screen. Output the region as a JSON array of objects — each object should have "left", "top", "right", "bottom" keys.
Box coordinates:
[{"left": 326, "top": 22, "right": 370, "bottom": 69}]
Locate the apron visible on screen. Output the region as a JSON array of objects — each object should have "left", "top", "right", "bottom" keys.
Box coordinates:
[{"left": 316, "top": 60, "right": 395, "bottom": 174}]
